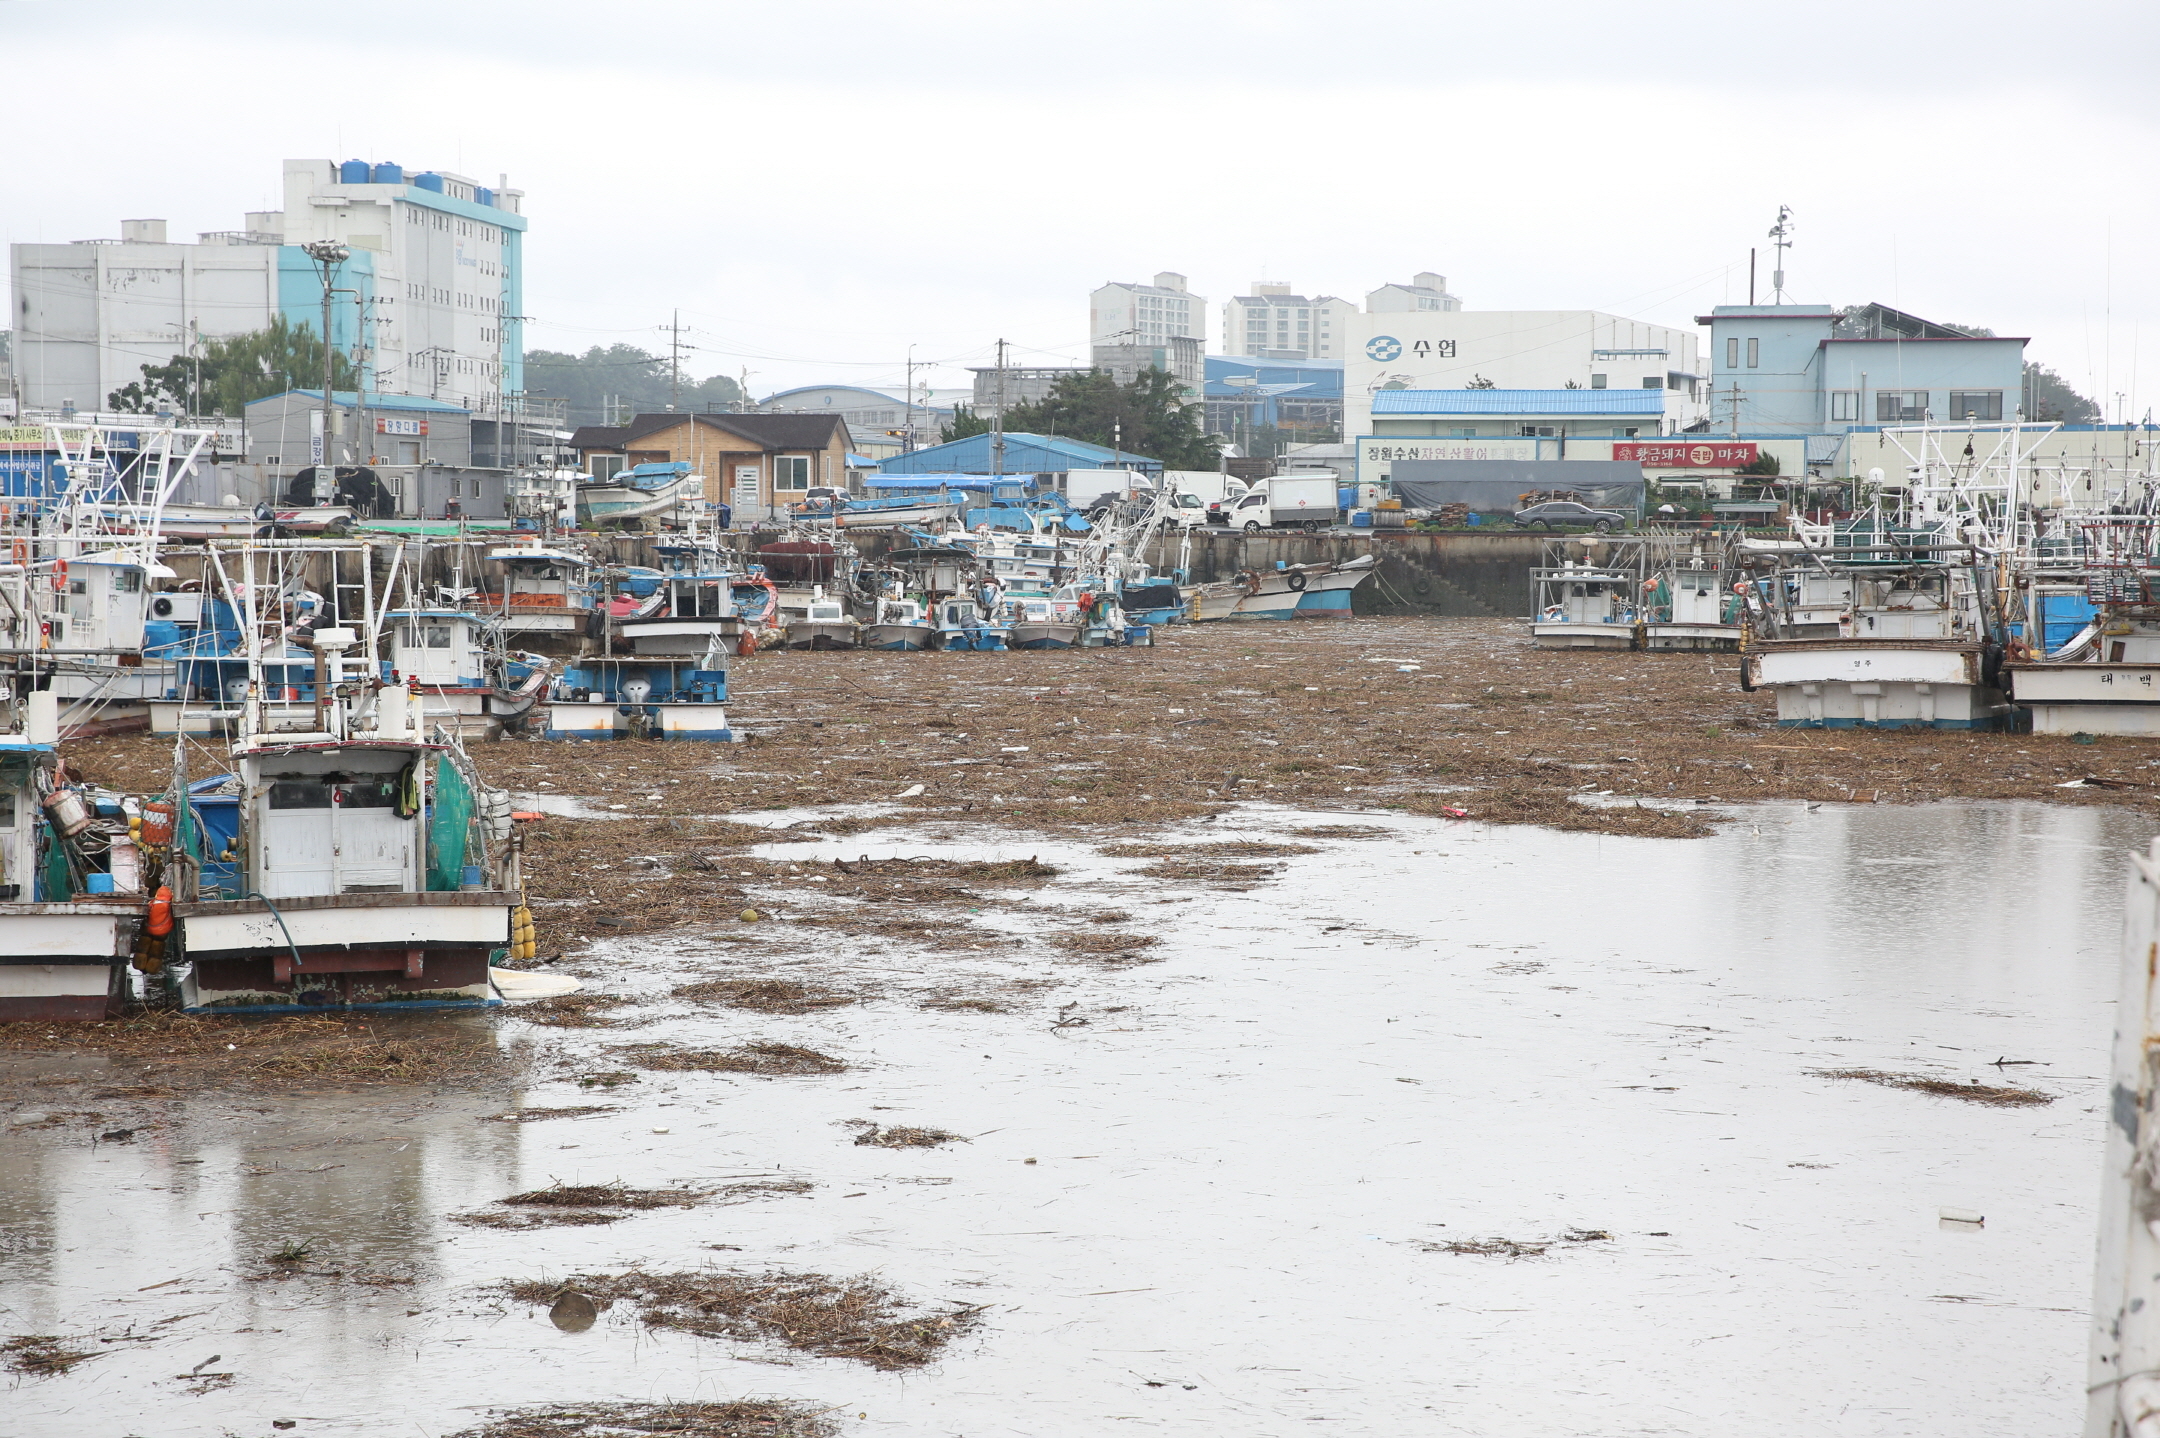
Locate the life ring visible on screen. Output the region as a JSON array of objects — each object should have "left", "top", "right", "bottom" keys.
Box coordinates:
[
  {"left": 1235, "top": 570, "right": 1262, "bottom": 597},
  {"left": 52, "top": 559, "right": 66, "bottom": 591},
  {"left": 1284, "top": 572, "right": 1308, "bottom": 592}
]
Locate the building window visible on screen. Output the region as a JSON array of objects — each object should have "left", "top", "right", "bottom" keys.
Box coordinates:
[
  {"left": 1746, "top": 337, "right": 1760, "bottom": 368},
  {"left": 1642, "top": 377, "right": 1661, "bottom": 388},
  {"left": 1726, "top": 337, "right": 1739, "bottom": 369},
  {"left": 1876, "top": 390, "right": 1929, "bottom": 422},
  {"left": 1948, "top": 390, "right": 2003, "bottom": 421},
  {"left": 774, "top": 456, "right": 811, "bottom": 491},
  {"left": 1590, "top": 374, "right": 1608, "bottom": 389},
  {"left": 1830, "top": 390, "right": 1860, "bottom": 422}
]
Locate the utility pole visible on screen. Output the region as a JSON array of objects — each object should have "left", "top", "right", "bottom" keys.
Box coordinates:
[
  {"left": 1728, "top": 381, "right": 1743, "bottom": 438},
  {"left": 991, "top": 338, "right": 1007, "bottom": 478},
  {"left": 303, "top": 239, "right": 350, "bottom": 499},
  {"left": 904, "top": 345, "right": 917, "bottom": 454},
  {"left": 665, "top": 310, "right": 685, "bottom": 411}
]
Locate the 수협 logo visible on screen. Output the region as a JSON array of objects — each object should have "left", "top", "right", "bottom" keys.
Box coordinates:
[{"left": 1366, "top": 335, "right": 1402, "bottom": 362}]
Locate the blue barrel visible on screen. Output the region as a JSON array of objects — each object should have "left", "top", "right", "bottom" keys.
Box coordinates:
[
  {"left": 339, "top": 159, "right": 371, "bottom": 183},
  {"left": 413, "top": 172, "right": 445, "bottom": 193},
  {"left": 372, "top": 161, "right": 403, "bottom": 185}
]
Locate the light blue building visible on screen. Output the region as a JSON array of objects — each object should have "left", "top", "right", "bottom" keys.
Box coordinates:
[
  {"left": 875, "top": 431, "right": 1162, "bottom": 478},
  {"left": 1696, "top": 303, "right": 2025, "bottom": 437},
  {"left": 1366, "top": 387, "right": 1665, "bottom": 439}
]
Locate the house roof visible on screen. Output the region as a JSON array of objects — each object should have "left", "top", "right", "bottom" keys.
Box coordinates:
[
  {"left": 594, "top": 412, "right": 851, "bottom": 451},
  {"left": 1371, "top": 388, "right": 1665, "bottom": 416},
  {"left": 876, "top": 431, "right": 1161, "bottom": 474},
  {"left": 568, "top": 424, "right": 627, "bottom": 450}
]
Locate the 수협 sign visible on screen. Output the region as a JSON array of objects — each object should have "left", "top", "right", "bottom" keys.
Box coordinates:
[
  {"left": 376, "top": 417, "right": 429, "bottom": 436},
  {"left": 1614, "top": 441, "right": 1758, "bottom": 469}
]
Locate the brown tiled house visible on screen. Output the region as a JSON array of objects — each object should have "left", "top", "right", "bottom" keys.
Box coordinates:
[{"left": 567, "top": 412, "right": 853, "bottom": 520}]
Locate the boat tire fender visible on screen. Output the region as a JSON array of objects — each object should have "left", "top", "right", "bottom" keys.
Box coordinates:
[
  {"left": 1285, "top": 572, "right": 1308, "bottom": 592},
  {"left": 1737, "top": 656, "right": 1755, "bottom": 693}
]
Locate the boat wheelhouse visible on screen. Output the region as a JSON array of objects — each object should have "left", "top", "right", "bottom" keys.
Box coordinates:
[{"left": 1529, "top": 561, "right": 1639, "bottom": 649}]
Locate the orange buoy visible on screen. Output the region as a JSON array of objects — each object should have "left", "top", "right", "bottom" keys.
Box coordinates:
[{"left": 146, "top": 885, "right": 174, "bottom": 937}]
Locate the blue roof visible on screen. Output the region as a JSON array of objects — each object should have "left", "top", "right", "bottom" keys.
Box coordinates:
[
  {"left": 1371, "top": 388, "right": 1665, "bottom": 416},
  {"left": 876, "top": 431, "right": 1161, "bottom": 475},
  {"left": 257, "top": 389, "right": 472, "bottom": 414}
]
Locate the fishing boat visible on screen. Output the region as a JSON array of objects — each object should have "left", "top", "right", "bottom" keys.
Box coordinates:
[
  {"left": 1642, "top": 547, "right": 1743, "bottom": 651},
  {"left": 862, "top": 595, "right": 935, "bottom": 651},
  {"left": 576, "top": 461, "right": 703, "bottom": 528},
  {"left": 1741, "top": 518, "right": 2007, "bottom": 729},
  {"left": 617, "top": 540, "right": 744, "bottom": 658},
  {"left": 785, "top": 587, "right": 862, "bottom": 650},
  {"left": 480, "top": 540, "right": 598, "bottom": 651},
  {"left": 172, "top": 542, "right": 522, "bottom": 1013},
  {"left": 2004, "top": 514, "right": 2160, "bottom": 733},
  {"left": 0, "top": 659, "right": 153, "bottom": 1021},
  {"left": 931, "top": 593, "right": 1006, "bottom": 651},
  {"left": 546, "top": 653, "right": 732, "bottom": 741},
  {"left": 383, "top": 607, "right": 554, "bottom": 739},
  {"left": 1004, "top": 593, "right": 1084, "bottom": 649},
  {"left": 1187, "top": 554, "right": 1377, "bottom": 622},
  {"left": 1528, "top": 559, "right": 1640, "bottom": 648}
]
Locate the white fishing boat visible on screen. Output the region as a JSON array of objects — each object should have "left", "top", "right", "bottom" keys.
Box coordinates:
[
  {"left": 1528, "top": 560, "right": 1639, "bottom": 648},
  {"left": 616, "top": 542, "right": 743, "bottom": 657},
  {"left": 1642, "top": 553, "right": 1742, "bottom": 651},
  {"left": 174, "top": 542, "right": 522, "bottom": 1013},
  {"left": 384, "top": 607, "right": 552, "bottom": 739},
  {"left": 2004, "top": 514, "right": 2160, "bottom": 733},
  {"left": 1004, "top": 595, "right": 1084, "bottom": 649},
  {"left": 1186, "top": 554, "right": 1376, "bottom": 622},
  {"left": 0, "top": 673, "right": 147, "bottom": 1022},
  {"left": 576, "top": 461, "right": 703, "bottom": 528},
  {"left": 480, "top": 540, "right": 597, "bottom": 647},
  {"left": 785, "top": 588, "right": 861, "bottom": 650},
  {"left": 862, "top": 596, "right": 935, "bottom": 651}
]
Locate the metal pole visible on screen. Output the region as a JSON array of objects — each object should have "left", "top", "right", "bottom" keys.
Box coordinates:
[{"left": 992, "top": 339, "right": 1006, "bottom": 478}]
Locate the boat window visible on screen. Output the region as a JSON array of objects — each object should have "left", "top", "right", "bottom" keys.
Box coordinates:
[
  {"left": 0, "top": 794, "right": 15, "bottom": 828},
  {"left": 334, "top": 779, "right": 400, "bottom": 809},
  {"left": 115, "top": 570, "right": 141, "bottom": 593},
  {"left": 425, "top": 625, "right": 453, "bottom": 649},
  {"left": 270, "top": 780, "right": 335, "bottom": 810}
]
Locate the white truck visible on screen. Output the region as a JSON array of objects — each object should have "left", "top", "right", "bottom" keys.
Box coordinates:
[
  {"left": 1225, "top": 474, "right": 1340, "bottom": 531},
  {"left": 1074, "top": 469, "right": 1220, "bottom": 528}
]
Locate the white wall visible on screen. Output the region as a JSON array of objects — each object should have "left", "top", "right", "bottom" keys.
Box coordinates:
[
  {"left": 1345, "top": 309, "right": 1705, "bottom": 438},
  {"left": 9, "top": 241, "right": 279, "bottom": 409}
]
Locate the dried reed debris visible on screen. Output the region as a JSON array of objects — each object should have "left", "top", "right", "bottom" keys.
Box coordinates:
[
  {"left": 481, "top": 1105, "right": 621, "bottom": 1123},
  {"left": 1813, "top": 1068, "right": 2053, "bottom": 1107},
  {"left": 515, "top": 995, "right": 636, "bottom": 1029},
  {"left": 614, "top": 1042, "right": 847, "bottom": 1076},
  {"left": 1420, "top": 1228, "right": 1613, "bottom": 1259},
  {"left": 501, "top": 1269, "right": 981, "bottom": 1370},
  {"left": 851, "top": 1124, "right": 964, "bottom": 1148},
  {"left": 3, "top": 1334, "right": 98, "bottom": 1377},
  {"left": 1097, "top": 840, "right": 1319, "bottom": 859},
  {"left": 445, "top": 1399, "right": 836, "bottom": 1438},
  {"left": 670, "top": 978, "right": 861, "bottom": 1014}
]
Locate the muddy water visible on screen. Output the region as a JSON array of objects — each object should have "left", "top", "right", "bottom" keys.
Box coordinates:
[{"left": 0, "top": 800, "right": 2139, "bottom": 1437}]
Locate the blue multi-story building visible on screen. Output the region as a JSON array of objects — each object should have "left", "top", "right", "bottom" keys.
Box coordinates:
[
  {"left": 1203, "top": 356, "right": 1342, "bottom": 440},
  {"left": 1696, "top": 302, "right": 2026, "bottom": 437}
]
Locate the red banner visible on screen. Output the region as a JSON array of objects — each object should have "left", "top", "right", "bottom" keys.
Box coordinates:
[{"left": 1614, "top": 441, "right": 1758, "bottom": 469}]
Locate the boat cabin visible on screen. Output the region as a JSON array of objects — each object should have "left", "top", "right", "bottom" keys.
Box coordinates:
[{"left": 388, "top": 609, "right": 486, "bottom": 689}]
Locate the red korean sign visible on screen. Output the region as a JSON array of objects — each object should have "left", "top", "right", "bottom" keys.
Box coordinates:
[{"left": 1614, "top": 441, "right": 1757, "bottom": 468}]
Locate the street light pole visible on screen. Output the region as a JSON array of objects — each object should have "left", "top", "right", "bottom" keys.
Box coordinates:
[{"left": 303, "top": 239, "right": 350, "bottom": 501}]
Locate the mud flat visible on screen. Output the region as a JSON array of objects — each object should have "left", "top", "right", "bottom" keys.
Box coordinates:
[{"left": 0, "top": 795, "right": 2131, "bottom": 1436}]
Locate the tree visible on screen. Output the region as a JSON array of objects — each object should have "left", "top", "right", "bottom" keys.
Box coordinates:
[
  {"left": 520, "top": 344, "right": 742, "bottom": 425},
  {"left": 107, "top": 315, "right": 360, "bottom": 416},
  {"left": 939, "top": 404, "right": 991, "bottom": 442},
  {"left": 1000, "top": 367, "right": 1221, "bottom": 471},
  {"left": 1465, "top": 374, "right": 1496, "bottom": 389}
]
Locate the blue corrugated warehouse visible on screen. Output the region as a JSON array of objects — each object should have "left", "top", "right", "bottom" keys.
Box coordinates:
[{"left": 876, "top": 431, "right": 1160, "bottom": 477}]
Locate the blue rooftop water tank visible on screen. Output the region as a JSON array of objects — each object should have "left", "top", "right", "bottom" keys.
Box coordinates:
[
  {"left": 372, "top": 161, "right": 404, "bottom": 185},
  {"left": 338, "top": 158, "right": 371, "bottom": 184},
  {"left": 474, "top": 186, "right": 494, "bottom": 208},
  {"left": 413, "top": 172, "right": 445, "bottom": 193}
]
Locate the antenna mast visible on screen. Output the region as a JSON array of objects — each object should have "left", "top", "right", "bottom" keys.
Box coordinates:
[{"left": 1768, "top": 206, "right": 1794, "bottom": 305}]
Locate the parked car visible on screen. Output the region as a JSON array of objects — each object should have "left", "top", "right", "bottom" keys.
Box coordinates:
[{"left": 1511, "top": 500, "right": 1629, "bottom": 533}]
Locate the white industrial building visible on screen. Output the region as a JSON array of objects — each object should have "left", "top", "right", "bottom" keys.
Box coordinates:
[
  {"left": 1344, "top": 308, "right": 1708, "bottom": 440},
  {"left": 9, "top": 157, "right": 526, "bottom": 424},
  {"left": 1221, "top": 282, "right": 1356, "bottom": 361}
]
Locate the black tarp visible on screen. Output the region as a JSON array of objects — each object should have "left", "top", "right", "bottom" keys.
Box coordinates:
[
  {"left": 1117, "top": 582, "right": 1181, "bottom": 612},
  {"left": 1389, "top": 460, "right": 1646, "bottom": 512}
]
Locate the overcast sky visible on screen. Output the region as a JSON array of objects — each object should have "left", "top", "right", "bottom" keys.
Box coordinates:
[{"left": 7, "top": 0, "right": 2158, "bottom": 414}]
